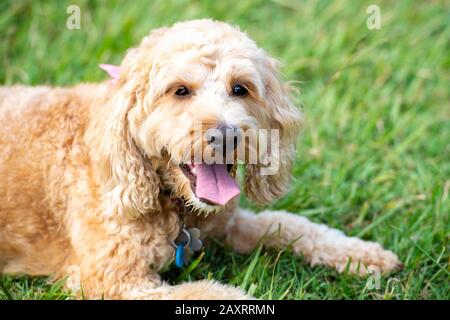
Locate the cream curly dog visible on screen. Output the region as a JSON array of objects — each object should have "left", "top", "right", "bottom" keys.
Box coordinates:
[{"left": 0, "top": 19, "right": 401, "bottom": 299}]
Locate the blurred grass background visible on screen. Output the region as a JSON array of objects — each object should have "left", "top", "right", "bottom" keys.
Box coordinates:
[{"left": 0, "top": 0, "right": 449, "bottom": 299}]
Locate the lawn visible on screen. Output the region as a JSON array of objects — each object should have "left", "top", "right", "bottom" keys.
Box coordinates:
[{"left": 0, "top": 0, "right": 448, "bottom": 300}]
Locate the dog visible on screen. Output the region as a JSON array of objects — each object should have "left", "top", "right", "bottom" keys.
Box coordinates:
[{"left": 0, "top": 19, "right": 401, "bottom": 299}]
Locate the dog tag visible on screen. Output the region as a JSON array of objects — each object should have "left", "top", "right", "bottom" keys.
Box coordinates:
[
  {"left": 189, "top": 238, "right": 203, "bottom": 252},
  {"left": 172, "top": 227, "right": 203, "bottom": 267},
  {"left": 188, "top": 227, "right": 201, "bottom": 239},
  {"left": 175, "top": 245, "right": 184, "bottom": 268}
]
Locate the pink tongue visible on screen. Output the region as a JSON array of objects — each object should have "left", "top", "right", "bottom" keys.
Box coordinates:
[{"left": 195, "top": 164, "right": 240, "bottom": 206}]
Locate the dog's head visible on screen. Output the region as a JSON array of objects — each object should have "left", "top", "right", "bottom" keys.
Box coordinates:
[{"left": 98, "top": 19, "right": 302, "bottom": 218}]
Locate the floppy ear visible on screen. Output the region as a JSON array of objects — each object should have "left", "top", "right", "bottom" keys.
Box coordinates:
[
  {"left": 244, "top": 58, "right": 303, "bottom": 204},
  {"left": 95, "top": 33, "right": 167, "bottom": 219}
]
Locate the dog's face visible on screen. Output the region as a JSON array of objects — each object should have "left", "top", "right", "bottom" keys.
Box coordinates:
[{"left": 102, "top": 20, "right": 302, "bottom": 217}]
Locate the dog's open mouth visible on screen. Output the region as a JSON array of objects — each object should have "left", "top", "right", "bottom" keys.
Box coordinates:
[{"left": 180, "top": 163, "right": 240, "bottom": 206}]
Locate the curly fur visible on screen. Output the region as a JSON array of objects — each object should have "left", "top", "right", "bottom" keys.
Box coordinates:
[{"left": 0, "top": 20, "right": 401, "bottom": 299}]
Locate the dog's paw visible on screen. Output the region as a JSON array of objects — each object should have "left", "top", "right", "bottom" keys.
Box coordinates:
[
  {"left": 117, "top": 280, "right": 253, "bottom": 300},
  {"left": 334, "top": 242, "right": 403, "bottom": 276},
  {"left": 165, "top": 280, "right": 254, "bottom": 300}
]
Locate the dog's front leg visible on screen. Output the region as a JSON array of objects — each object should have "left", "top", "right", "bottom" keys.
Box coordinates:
[
  {"left": 218, "top": 209, "right": 402, "bottom": 275},
  {"left": 64, "top": 212, "right": 250, "bottom": 299},
  {"left": 64, "top": 213, "right": 169, "bottom": 299}
]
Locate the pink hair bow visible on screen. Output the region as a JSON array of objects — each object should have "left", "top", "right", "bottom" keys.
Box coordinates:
[{"left": 99, "top": 64, "right": 120, "bottom": 84}]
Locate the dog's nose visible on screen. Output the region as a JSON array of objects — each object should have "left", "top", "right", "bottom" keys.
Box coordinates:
[{"left": 206, "top": 123, "right": 241, "bottom": 153}]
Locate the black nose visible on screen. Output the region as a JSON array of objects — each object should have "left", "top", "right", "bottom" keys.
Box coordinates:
[{"left": 207, "top": 123, "right": 241, "bottom": 154}]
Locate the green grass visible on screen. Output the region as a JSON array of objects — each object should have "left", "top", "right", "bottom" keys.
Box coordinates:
[{"left": 1, "top": 0, "right": 449, "bottom": 300}]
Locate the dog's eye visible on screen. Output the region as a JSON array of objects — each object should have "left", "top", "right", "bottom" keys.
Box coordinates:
[
  {"left": 231, "top": 84, "right": 248, "bottom": 97},
  {"left": 174, "top": 86, "right": 190, "bottom": 96}
]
